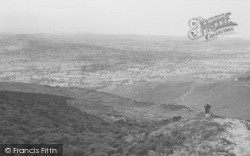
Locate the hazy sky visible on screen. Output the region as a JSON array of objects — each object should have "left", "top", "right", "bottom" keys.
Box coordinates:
[{"left": 0, "top": 0, "right": 250, "bottom": 39}]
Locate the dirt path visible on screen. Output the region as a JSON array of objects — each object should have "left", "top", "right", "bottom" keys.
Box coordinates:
[
  {"left": 235, "top": 77, "right": 250, "bottom": 88},
  {"left": 174, "top": 81, "right": 197, "bottom": 105},
  {"left": 215, "top": 118, "right": 250, "bottom": 156}
]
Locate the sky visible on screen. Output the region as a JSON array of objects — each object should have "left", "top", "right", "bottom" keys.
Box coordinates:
[{"left": 0, "top": 0, "right": 250, "bottom": 39}]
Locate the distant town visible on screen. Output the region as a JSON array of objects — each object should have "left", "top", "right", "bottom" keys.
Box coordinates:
[{"left": 0, "top": 34, "right": 250, "bottom": 89}]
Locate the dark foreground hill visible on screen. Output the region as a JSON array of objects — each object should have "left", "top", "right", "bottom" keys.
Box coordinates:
[
  {"left": 0, "top": 90, "right": 184, "bottom": 155},
  {"left": 0, "top": 83, "right": 238, "bottom": 156}
]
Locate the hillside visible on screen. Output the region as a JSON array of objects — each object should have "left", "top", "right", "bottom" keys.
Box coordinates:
[
  {"left": 102, "top": 78, "right": 250, "bottom": 121},
  {"left": 0, "top": 89, "right": 171, "bottom": 155},
  {"left": 0, "top": 82, "right": 197, "bottom": 121},
  {"left": 100, "top": 80, "right": 193, "bottom": 105},
  {"left": 180, "top": 80, "right": 250, "bottom": 120},
  {"left": 0, "top": 83, "right": 245, "bottom": 156}
]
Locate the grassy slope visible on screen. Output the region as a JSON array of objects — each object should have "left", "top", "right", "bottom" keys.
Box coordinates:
[
  {"left": 102, "top": 78, "right": 250, "bottom": 120},
  {"left": 182, "top": 80, "right": 250, "bottom": 120},
  {"left": 0, "top": 82, "right": 197, "bottom": 121},
  {"left": 100, "top": 81, "right": 193, "bottom": 105}
]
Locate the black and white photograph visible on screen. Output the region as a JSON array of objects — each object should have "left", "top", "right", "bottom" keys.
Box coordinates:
[{"left": 0, "top": 0, "right": 250, "bottom": 155}]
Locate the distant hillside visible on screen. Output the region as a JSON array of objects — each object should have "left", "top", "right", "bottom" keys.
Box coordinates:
[
  {"left": 0, "top": 82, "right": 197, "bottom": 121},
  {"left": 0, "top": 82, "right": 200, "bottom": 126},
  {"left": 182, "top": 80, "right": 250, "bottom": 120},
  {"left": 102, "top": 79, "right": 250, "bottom": 120},
  {"left": 100, "top": 80, "right": 193, "bottom": 105}
]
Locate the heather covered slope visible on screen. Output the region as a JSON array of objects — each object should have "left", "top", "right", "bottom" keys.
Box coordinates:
[
  {"left": 0, "top": 89, "right": 236, "bottom": 156},
  {"left": 0, "top": 90, "right": 177, "bottom": 155},
  {"left": 0, "top": 82, "right": 250, "bottom": 155}
]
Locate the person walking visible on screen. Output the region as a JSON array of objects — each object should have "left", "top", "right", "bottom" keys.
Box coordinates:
[{"left": 204, "top": 103, "right": 211, "bottom": 117}]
